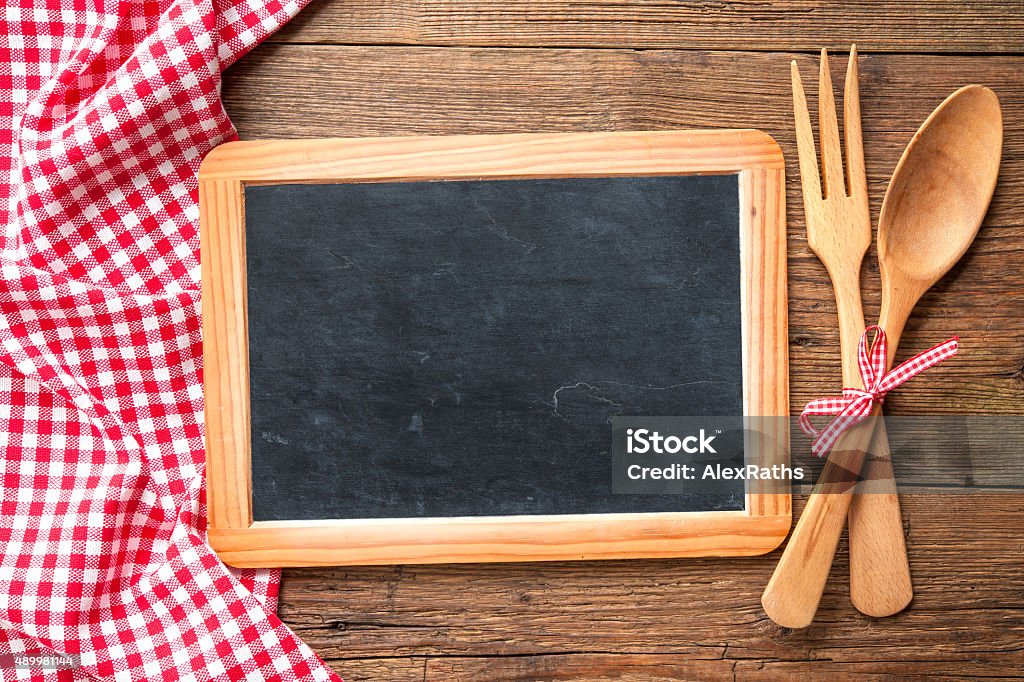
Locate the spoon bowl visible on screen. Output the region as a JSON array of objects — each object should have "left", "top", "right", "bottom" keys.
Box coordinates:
[{"left": 879, "top": 85, "right": 1003, "bottom": 307}]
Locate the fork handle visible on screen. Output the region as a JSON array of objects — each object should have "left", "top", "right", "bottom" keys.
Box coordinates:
[
  {"left": 761, "top": 273, "right": 869, "bottom": 629},
  {"left": 762, "top": 412, "right": 875, "bottom": 628},
  {"left": 830, "top": 273, "right": 867, "bottom": 387}
]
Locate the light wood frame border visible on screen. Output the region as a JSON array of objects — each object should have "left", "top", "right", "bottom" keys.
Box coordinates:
[{"left": 200, "top": 130, "right": 789, "bottom": 568}]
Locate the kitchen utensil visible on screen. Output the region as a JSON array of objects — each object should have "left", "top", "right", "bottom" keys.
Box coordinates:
[
  {"left": 763, "top": 81, "right": 1003, "bottom": 628},
  {"left": 784, "top": 45, "right": 914, "bottom": 619}
]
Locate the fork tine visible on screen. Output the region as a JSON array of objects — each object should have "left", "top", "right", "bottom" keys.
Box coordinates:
[
  {"left": 844, "top": 45, "right": 867, "bottom": 198},
  {"left": 791, "top": 60, "right": 822, "bottom": 203},
  {"left": 817, "top": 48, "right": 846, "bottom": 198}
]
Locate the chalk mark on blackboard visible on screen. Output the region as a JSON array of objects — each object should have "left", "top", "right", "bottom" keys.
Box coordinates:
[
  {"left": 471, "top": 195, "right": 538, "bottom": 257},
  {"left": 260, "top": 431, "right": 290, "bottom": 445},
  {"left": 548, "top": 381, "right": 623, "bottom": 421},
  {"left": 324, "top": 248, "right": 359, "bottom": 271},
  {"left": 546, "top": 379, "right": 731, "bottom": 421}
]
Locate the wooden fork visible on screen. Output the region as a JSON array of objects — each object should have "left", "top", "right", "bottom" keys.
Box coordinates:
[{"left": 761, "top": 47, "right": 912, "bottom": 627}]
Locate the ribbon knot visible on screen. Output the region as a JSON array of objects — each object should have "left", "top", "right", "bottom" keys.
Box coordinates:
[{"left": 799, "top": 325, "right": 959, "bottom": 457}]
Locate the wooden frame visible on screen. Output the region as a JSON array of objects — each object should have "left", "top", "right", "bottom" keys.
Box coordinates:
[{"left": 200, "top": 130, "right": 789, "bottom": 568}]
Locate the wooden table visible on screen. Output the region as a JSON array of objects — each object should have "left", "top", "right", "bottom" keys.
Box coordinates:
[{"left": 222, "top": 3, "right": 1024, "bottom": 679}]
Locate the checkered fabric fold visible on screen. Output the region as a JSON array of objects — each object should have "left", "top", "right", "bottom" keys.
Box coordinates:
[{"left": 0, "top": 0, "right": 338, "bottom": 679}]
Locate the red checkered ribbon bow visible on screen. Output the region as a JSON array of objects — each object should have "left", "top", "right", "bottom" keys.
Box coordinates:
[{"left": 799, "top": 325, "right": 959, "bottom": 457}]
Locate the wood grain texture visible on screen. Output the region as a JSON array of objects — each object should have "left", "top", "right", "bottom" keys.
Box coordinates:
[
  {"left": 269, "top": 1, "right": 1024, "bottom": 53},
  {"left": 740, "top": 167, "right": 788, "bottom": 520},
  {"left": 222, "top": 6, "right": 1024, "bottom": 677},
  {"left": 277, "top": 495, "right": 1024, "bottom": 680},
  {"left": 199, "top": 178, "right": 252, "bottom": 530},
  {"left": 201, "top": 131, "right": 790, "bottom": 567},
  {"left": 213, "top": 510, "right": 794, "bottom": 568},
  {"left": 200, "top": 129, "right": 785, "bottom": 182}
]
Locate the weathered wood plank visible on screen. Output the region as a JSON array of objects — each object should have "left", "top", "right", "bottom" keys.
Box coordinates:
[
  {"left": 322, "top": 651, "right": 1024, "bottom": 682},
  {"left": 426, "top": 654, "right": 734, "bottom": 681},
  {"left": 222, "top": 47, "right": 1024, "bottom": 415},
  {"left": 421, "top": 653, "right": 1024, "bottom": 681},
  {"left": 279, "top": 495, "right": 1024, "bottom": 679},
  {"left": 270, "top": 0, "right": 1024, "bottom": 53},
  {"left": 316, "top": 656, "right": 425, "bottom": 681}
]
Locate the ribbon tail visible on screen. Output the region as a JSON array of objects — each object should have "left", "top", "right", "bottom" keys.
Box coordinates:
[
  {"left": 811, "top": 413, "right": 868, "bottom": 457},
  {"left": 798, "top": 396, "right": 850, "bottom": 439},
  {"left": 808, "top": 394, "right": 875, "bottom": 457},
  {"left": 877, "top": 337, "right": 960, "bottom": 393}
]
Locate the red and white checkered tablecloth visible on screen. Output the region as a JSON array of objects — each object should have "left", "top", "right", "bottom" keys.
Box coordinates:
[{"left": 0, "top": 0, "right": 340, "bottom": 679}]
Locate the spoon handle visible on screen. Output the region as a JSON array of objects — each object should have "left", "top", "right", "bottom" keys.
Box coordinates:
[
  {"left": 848, "top": 427, "right": 913, "bottom": 616},
  {"left": 847, "top": 295, "right": 914, "bottom": 616}
]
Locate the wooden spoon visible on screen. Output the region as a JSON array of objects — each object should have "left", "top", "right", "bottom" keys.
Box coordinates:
[
  {"left": 847, "top": 84, "right": 1003, "bottom": 613},
  {"left": 763, "top": 84, "right": 1002, "bottom": 629}
]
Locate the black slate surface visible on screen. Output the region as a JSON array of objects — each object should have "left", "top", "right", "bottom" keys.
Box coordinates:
[{"left": 244, "top": 175, "right": 745, "bottom": 521}]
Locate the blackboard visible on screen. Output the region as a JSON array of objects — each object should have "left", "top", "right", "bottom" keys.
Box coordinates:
[
  {"left": 245, "top": 175, "right": 744, "bottom": 521},
  {"left": 200, "top": 130, "right": 789, "bottom": 567}
]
